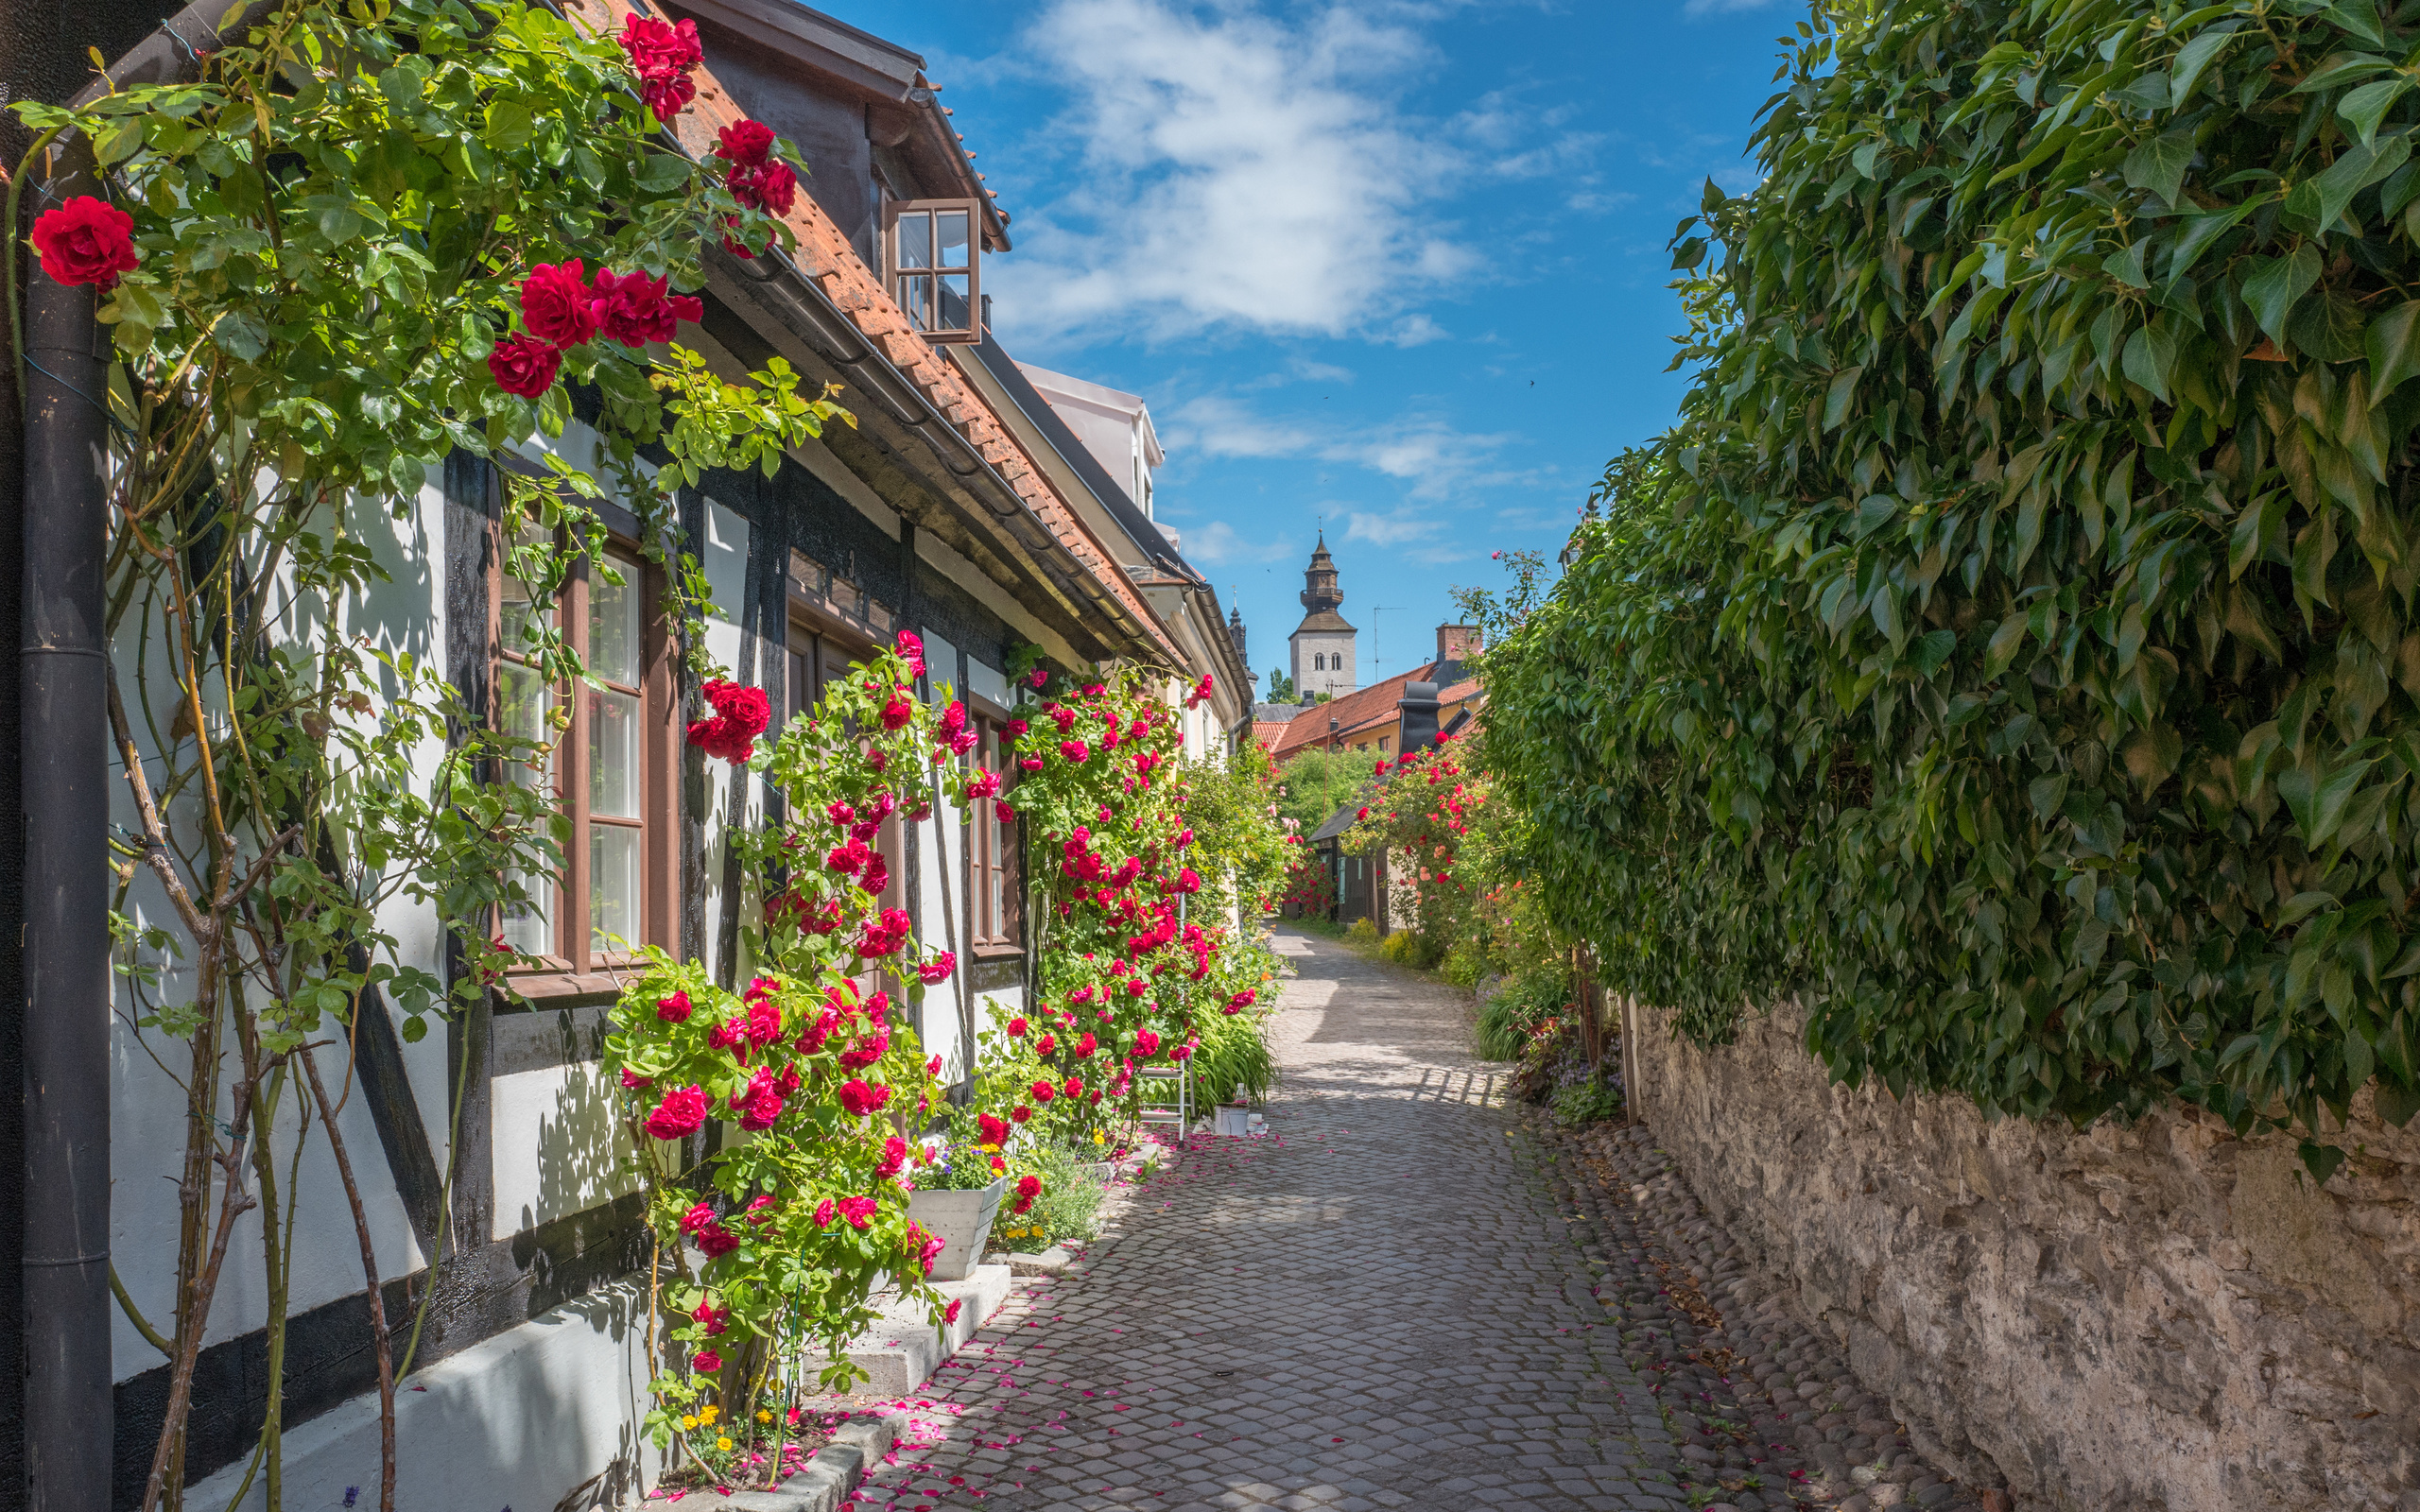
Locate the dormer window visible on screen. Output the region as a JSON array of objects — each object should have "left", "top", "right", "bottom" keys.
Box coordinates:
[{"left": 886, "top": 198, "right": 982, "bottom": 343}]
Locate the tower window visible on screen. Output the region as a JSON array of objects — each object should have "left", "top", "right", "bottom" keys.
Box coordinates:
[{"left": 1313, "top": 653, "right": 1324, "bottom": 671}]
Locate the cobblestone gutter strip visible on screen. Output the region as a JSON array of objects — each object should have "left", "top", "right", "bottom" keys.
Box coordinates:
[{"left": 1525, "top": 1118, "right": 2015, "bottom": 1512}]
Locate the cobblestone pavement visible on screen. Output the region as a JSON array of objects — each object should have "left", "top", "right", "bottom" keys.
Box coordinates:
[
  {"left": 839, "top": 934, "right": 1690, "bottom": 1512},
  {"left": 838, "top": 937, "right": 2007, "bottom": 1512}
]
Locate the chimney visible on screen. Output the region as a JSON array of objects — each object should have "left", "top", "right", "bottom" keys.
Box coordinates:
[
  {"left": 1436, "top": 623, "right": 1480, "bottom": 666},
  {"left": 1397, "top": 680, "right": 1442, "bottom": 758}
]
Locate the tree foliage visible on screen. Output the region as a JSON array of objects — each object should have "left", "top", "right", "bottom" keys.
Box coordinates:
[{"left": 1478, "top": 0, "right": 2420, "bottom": 1163}]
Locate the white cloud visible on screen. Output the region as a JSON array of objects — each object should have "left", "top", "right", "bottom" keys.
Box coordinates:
[
  {"left": 1684, "top": 0, "right": 1779, "bottom": 14},
  {"left": 1180, "top": 519, "right": 1301, "bottom": 567},
  {"left": 987, "top": 0, "right": 1480, "bottom": 346},
  {"left": 1344, "top": 508, "right": 1444, "bottom": 547},
  {"left": 1164, "top": 394, "right": 1530, "bottom": 500}
]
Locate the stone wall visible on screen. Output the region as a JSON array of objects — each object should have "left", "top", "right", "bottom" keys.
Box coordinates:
[{"left": 1627, "top": 1002, "right": 2420, "bottom": 1512}]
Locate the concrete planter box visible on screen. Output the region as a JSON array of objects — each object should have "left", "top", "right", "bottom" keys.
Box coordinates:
[
  {"left": 1212, "top": 1106, "right": 1252, "bottom": 1137},
  {"left": 906, "top": 1178, "right": 1006, "bottom": 1282}
]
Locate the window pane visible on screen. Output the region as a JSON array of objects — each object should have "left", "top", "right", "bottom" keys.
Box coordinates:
[
  {"left": 900, "top": 274, "right": 932, "bottom": 331},
  {"left": 500, "top": 575, "right": 547, "bottom": 653},
  {"left": 499, "top": 662, "right": 551, "bottom": 785},
  {"left": 591, "top": 824, "right": 642, "bottom": 954},
  {"left": 939, "top": 273, "right": 970, "bottom": 332},
  {"left": 500, "top": 869, "right": 552, "bottom": 956},
  {"left": 590, "top": 564, "right": 642, "bottom": 686},
  {"left": 590, "top": 686, "right": 641, "bottom": 818},
  {"left": 897, "top": 210, "right": 932, "bottom": 269},
  {"left": 937, "top": 211, "right": 969, "bottom": 269}
]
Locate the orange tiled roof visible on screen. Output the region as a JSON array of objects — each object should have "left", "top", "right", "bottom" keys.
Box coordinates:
[
  {"left": 565, "top": 0, "right": 1176, "bottom": 661},
  {"left": 1267, "top": 664, "right": 1427, "bottom": 762}
]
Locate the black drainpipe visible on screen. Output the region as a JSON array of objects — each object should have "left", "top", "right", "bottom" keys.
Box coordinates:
[{"left": 18, "top": 9, "right": 276, "bottom": 1512}]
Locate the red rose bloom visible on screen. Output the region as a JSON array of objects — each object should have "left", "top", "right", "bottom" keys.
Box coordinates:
[
  {"left": 1006, "top": 1016, "right": 1028, "bottom": 1038},
  {"left": 978, "top": 1113, "right": 1011, "bottom": 1145},
  {"left": 619, "top": 13, "right": 702, "bottom": 79},
  {"left": 880, "top": 696, "right": 914, "bottom": 730},
  {"left": 1074, "top": 1033, "right": 1098, "bottom": 1058},
  {"left": 1015, "top": 1175, "right": 1041, "bottom": 1198},
  {"left": 918, "top": 952, "right": 956, "bottom": 985},
  {"left": 1030, "top": 1079, "right": 1056, "bottom": 1104},
  {"left": 1010, "top": 1106, "right": 1031, "bottom": 1124},
  {"left": 656, "top": 989, "right": 693, "bottom": 1022},
  {"left": 519, "top": 259, "right": 596, "bottom": 347},
  {"left": 30, "top": 196, "right": 138, "bottom": 291},
  {"left": 486, "top": 334, "right": 562, "bottom": 398},
  {"left": 838, "top": 1078, "right": 889, "bottom": 1117},
  {"left": 590, "top": 266, "right": 704, "bottom": 348},
  {"left": 645, "top": 1085, "right": 709, "bottom": 1141},
  {"left": 691, "top": 1348, "right": 722, "bottom": 1375},
  {"left": 693, "top": 1300, "right": 728, "bottom": 1335},
  {"left": 714, "top": 120, "right": 776, "bottom": 169},
  {"left": 731, "top": 159, "right": 798, "bottom": 216},
  {"left": 1061, "top": 739, "right": 1091, "bottom": 764}
]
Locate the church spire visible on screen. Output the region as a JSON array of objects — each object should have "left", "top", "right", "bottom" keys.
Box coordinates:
[{"left": 1299, "top": 531, "right": 1343, "bottom": 616}]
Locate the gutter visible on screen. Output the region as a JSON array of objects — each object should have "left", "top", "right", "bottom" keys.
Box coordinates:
[{"left": 18, "top": 12, "right": 282, "bottom": 1512}]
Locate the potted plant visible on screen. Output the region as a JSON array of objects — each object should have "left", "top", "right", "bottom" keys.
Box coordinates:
[{"left": 908, "top": 1133, "right": 1010, "bottom": 1281}]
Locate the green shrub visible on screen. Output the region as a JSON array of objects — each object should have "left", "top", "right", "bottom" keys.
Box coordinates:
[
  {"left": 1549, "top": 1073, "right": 1624, "bottom": 1128},
  {"left": 1441, "top": 945, "right": 1485, "bottom": 988},
  {"left": 1346, "top": 917, "right": 1379, "bottom": 945},
  {"left": 994, "top": 1140, "right": 1104, "bottom": 1252},
  {"left": 1475, "top": 971, "right": 1571, "bottom": 1062},
  {"left": 1376, "top": 925, "right": 1414, "bottom": 962},
  {"left": 1466, "top": 2, "right": 2420, "bottom": 1162},
  {"left": 1189, "top": 1003, "right": 1278, "bottom": 1110}
]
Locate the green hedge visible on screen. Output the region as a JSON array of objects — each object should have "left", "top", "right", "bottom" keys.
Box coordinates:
[{"left": 1477, "top": 0, "right": 2420, "bottom": 1169}]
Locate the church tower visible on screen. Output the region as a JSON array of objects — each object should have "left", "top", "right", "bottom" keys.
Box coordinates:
[{"left": 1288, "top": 533, "right": 1357, "bottom": 699}]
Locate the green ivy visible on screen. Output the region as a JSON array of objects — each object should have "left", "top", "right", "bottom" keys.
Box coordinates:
[{"left": 1477, "top": 0, "right": 2420, "bottom": 1168}]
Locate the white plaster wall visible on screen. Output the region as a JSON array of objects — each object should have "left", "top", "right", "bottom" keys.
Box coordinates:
[
  {"left": 491, "top": 1061, "right": 639, "bottom": 1239},
  {"left": 110, "top": 487, "right": 445, "bottom": 1382},
  {"left": 697, "top": 495, "right": 757, "bottom": 987},
  {"left": 186, "top": 1281, "right": 660, "bottom": 1512}
]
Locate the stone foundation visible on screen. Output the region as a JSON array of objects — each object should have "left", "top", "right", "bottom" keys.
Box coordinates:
[{"left": 1627, "top": 1002, "right": 2420, "bottom": 1512}]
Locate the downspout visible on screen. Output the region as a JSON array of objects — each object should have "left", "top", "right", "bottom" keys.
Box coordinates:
[{"left": 17, "top": 9, "right": 276, "bottom": 1512}]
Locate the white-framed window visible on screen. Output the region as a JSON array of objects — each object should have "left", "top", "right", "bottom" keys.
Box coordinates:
[{"left": 884, "top": 198, "right": 982, "bottom": 343}]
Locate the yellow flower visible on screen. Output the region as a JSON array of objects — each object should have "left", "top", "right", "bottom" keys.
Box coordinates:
[
  {"left": 980, "top": 1143, "right": 1000, "bottom": 1153},
  {"left": 756, "top": 1410, "right": 772, "bottom": 1424},
  {"left": 1092, "top": 1130, "right": 1105, "bottom": 1144},
  {"left": 680, "top": 1416, "right": 699, "bottom": 1432},
  {"left": 699, "top": 1404, "right": 719, "bottom": 1425},
  {"left": 716, "top": 1436, "right": 733, "bottom": 1452}
]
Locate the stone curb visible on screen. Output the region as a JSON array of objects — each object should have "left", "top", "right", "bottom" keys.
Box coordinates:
[{"left": 677, "top": 1411, "right": 905, "bottom": 1512}]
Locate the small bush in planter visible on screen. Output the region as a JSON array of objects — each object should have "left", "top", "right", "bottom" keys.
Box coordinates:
[{"left": 994, "top": 1142, "right": 1104, "bottom": 1252}]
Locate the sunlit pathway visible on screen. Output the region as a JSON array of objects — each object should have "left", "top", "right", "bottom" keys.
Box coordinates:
[{"left": 840, "top": 934, "right": 1686, "bottom": 1512}]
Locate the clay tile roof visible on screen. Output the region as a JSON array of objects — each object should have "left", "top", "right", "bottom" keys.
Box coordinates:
[{"left": 1267, "top": 662, "right": 1442, "bottom": 762}]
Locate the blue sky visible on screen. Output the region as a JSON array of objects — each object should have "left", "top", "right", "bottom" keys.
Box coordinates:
[{"left": 828, "top": 0, "right": 1796, "bottom": 690}]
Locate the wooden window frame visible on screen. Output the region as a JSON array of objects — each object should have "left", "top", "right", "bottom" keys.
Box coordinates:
[
  {"left": 965, "top": 709, "right": 1022, "bottom": 955},
  {"left": 786, "top": 611, "right": 906, "bottom": 918},
  {"left": 883, "top": 197, "right": 983, "bottom": 345},
  {"left": 493, "top": 524, "right": 679, "bottom": 997}
]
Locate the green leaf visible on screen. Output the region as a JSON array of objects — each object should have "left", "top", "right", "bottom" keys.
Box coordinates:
[
  {"left": 2337, "top": 78, "right": 2411, "bottom": 149},
  {"left": 2169, "top": 25, "right": 2242, "bottom": 104},
  {"left": 2241, "top": 244, "right": 2323, "bottom": 346},
  {"left": 2121, "top": 320, "right": 2176, "bottom": 402},
  {"left": 2297, "top": 1140, "right": 2346, "bottom": 1186},
  {"left": 2292, "top": 51, "right": 2391, "bottom": 94},
  {"left": 484, "top": 100, "right": 536, "bottom": 150},
  {"left": 2230, "top": 491, "right": 2289, "bottom": 578},
  {"left": 211, "top": 310, "right": 270, "bottom": 361},
  {"left": 2121, "top": 128, "right": 2197, "bottom": 206},
  {"left": 2377, "top": 1081, "right": 2420, "bottom": 1127},
  {"left": 1823, "top": 366, "right": 1864, "bottom": 431},
  {"left": 2364, "top": 300, "right": 2420, "bottom": 399},
  {"left": 2307, "top": 758, "right": 2378, "bottom": 845},
  {"left": 2279, "top": 889, "right": 2340, "bottom": 924}
]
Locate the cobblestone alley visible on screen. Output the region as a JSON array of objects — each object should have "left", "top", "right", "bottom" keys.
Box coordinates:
[{"left": 836, "top": 934, "right": 1678, "bottom": 1511}]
